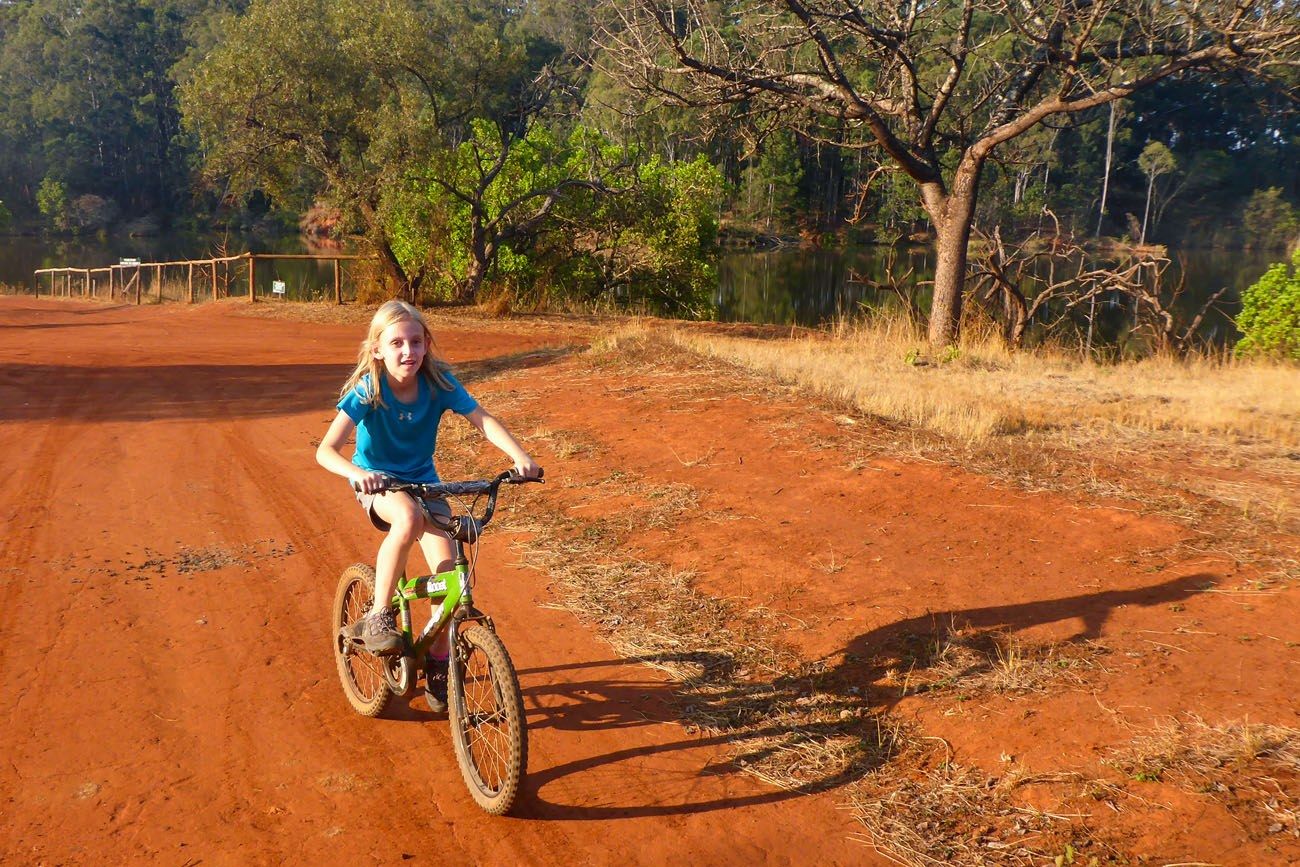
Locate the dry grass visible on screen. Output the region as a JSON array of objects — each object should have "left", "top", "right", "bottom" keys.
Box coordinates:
[
  {"left": 630, "top": 318, "right": 1300, "bottom": 448},
  {"left": 851, "top": 741, "right": 1112, "bottom": 867},
  {"left": 526, "top": 427, "right": 601, "bottom": 460},
  {"left": 1107, "top": 718, "right": 1300, "bottom": 837},
  {"left": 884, "top": 627, "right": 1107, "bottom": 700}
]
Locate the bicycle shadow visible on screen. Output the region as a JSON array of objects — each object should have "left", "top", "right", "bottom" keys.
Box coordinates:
[{"left": 507, "top": 571, "right": 1215, "bottom": 820}]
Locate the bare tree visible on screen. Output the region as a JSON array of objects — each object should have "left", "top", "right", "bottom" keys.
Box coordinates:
[
  {"left": 599, "top": 0, "right": 1300, "bottom": 347},
  {"left": 968, "top": 217, "right": 1230, "bottom": 355}
]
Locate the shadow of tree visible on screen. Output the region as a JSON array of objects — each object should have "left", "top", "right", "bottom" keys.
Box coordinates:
[{"left": 428, "top": 572, "right": 1217, "bottom": 820}]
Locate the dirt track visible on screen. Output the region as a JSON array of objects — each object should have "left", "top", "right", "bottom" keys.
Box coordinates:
[{"left": 2, "top": 298, "right": 1298, "bottom": 865}]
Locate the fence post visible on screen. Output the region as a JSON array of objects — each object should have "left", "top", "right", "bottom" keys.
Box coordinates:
[
  {"left": 187, "top": 262, "right": 194, "bottom": 303},
  {"left": 210, "top": 260, "right": 217, "bottom": 301},
  {"left": 155, "top": 264, "right": 162, "bottom": 303},
  {"left": 248, "top": 253, "right": 256, "bottom": 302},
  {"left": 333, "top": 259, "right": 342, "bottom": 304}
]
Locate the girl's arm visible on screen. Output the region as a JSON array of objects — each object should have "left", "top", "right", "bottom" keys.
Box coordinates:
[
  {"left": 463, "top": 407, "right": 541, "bottom": 478},
  {"left": 317, "top": 410, "right": 387, "bottom": 493}
]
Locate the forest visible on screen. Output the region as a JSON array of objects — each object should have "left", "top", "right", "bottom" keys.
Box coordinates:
[{"left": 1, "top": 0, "right": 1297, "bottom": 347}]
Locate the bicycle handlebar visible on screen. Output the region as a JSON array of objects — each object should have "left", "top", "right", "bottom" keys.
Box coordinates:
[{"left": 350, "top": 469, "right": 544, "bottom": 540}]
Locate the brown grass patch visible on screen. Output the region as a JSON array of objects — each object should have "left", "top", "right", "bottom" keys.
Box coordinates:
[
  {"left": 882, "top": 627, "right": 1107, "bottom": 700},
  {"left": 1107, "top": 718, "right": 1300, "bottom": 838},
  {"left": 658, "top": 318, "right": 1300, "bottom": 447},
  {"left": 851, "top": 740, "right": 1116, "bottom": 866}
]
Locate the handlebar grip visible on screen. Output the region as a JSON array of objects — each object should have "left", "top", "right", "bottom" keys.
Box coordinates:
[{"left": 506, "top": 467, "right": 545, "bottom": 483}]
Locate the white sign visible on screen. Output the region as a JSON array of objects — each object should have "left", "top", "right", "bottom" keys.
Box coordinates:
[
  {"left": 272, "top": 280, "right": 287, "bottom": 295},
  {"left": 119, "top": 258, "right": 140, "bottom": 266}
]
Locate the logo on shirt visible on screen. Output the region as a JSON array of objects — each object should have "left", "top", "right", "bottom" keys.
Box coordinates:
[{"left": 397, "top": 411, "right": 414, "bottom": 422}]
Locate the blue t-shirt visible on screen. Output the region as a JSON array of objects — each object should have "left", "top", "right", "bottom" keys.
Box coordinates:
[{"left": 337, "top": 371, "right": 479, "bottom": 483}]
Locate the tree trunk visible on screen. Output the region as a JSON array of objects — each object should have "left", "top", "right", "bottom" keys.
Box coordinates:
[
  {"left": 1095, "top": 102, "right": 1117, "bottom": 237},
  {"left": 923, "top": 162, "right": 982, "bottom": 349},
  {"left": 456, "top": 227, "right": 493, "bottom": 304},
  {"left": 1141, "top": 175, "right": 1155, "bottom": 245},
  {"left": 457, "top": 258, "right": 488, "bottom": 304},
  {"left": 358, "top": 201, "right": 415, "bottom": 301}
]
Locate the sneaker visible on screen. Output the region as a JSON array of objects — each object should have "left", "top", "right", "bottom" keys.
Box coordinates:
[
  {"left": 346, "top": 607, "right": 402, "bottom": 656},
  {"left": 424, "top": 656, "right": 449, "bottom": 713}
]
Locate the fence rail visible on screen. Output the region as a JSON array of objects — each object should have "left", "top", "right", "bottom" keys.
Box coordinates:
[{"left": 33, "top": 251, "right": 371, "bottom": 304}]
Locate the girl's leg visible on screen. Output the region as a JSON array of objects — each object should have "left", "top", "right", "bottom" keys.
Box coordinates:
[
  {"left": 369, "top": 492, "right": 426, "bottom": 615},
  {"left": 416, "top": 527, "right": 456, "bottom": 657}
]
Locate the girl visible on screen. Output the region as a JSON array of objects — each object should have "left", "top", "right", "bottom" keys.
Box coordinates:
[{"left": 317, "top": 300, "right": 541, "bottom": 711}]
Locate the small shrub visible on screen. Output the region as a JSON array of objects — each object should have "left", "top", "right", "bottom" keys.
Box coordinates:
[
  {"left": 1240, "top": 187, "right": 1299, "bottom": 251},
  {"left": 70, "top": 195, "right": 120, "bottom": 232},
  {"left": 37, "top": 177, "right": 70, "bottom": 230},
  {"left": 1235, "top": 250, "right": 1300, "bottom": 361}
]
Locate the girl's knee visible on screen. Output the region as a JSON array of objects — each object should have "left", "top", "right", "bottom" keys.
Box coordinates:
[{"left": 385, "top": 504, "right": 424, "bottom": 543}]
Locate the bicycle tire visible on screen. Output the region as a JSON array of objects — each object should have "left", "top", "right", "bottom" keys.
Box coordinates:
[
  {"left": 448, "top": 624, "right": 527, "bottom": 815},
  {"left": 332, "top": 563, "right": 395, "bottom": 717}
]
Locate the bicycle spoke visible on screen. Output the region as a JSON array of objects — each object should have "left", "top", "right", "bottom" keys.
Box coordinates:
[
  {"left": 342, "top": 579, "right": 384, "bottom": 700},
  {"left": 457, "top": 645, "right": 514, "bottom": 791}
]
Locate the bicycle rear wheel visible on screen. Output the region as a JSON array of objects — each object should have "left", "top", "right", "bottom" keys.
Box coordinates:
[
  {"left": 448, "top": 623, "right": 527, "bottom": 815},
  {"left": 332, "top": 564, "right": 394, "bottom": 717}
]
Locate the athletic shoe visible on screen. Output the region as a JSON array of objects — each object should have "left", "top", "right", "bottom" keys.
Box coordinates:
[
  {"left": 425, "top": 656, "right": 449, "bottom": 713},
  {"left": 346, "top": 607, "right": 402, "bottom": 656}
]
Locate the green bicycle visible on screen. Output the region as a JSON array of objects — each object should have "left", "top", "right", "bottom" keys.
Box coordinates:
[{"left": 332, "top": 469, "right": 542, "bottom": 815}]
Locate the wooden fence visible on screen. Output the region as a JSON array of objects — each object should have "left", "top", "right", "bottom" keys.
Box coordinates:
[{"left": 33, "top": 252, "right": 369, "bottom": 304}]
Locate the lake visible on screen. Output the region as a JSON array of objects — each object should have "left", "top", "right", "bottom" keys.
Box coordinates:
[{"left": 1, "top": 232, "right": 1280, "bottom": 345}]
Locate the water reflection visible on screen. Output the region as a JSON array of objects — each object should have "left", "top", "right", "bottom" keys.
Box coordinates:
[
  {"left": 1, "top": 233, "right": 1281, "bottom": 344},
  {"left": 716, "top": 247, "right": 936, "bottom": 325},
  {"left": 716, "top": 245, "right": 1277, "bottom": 346}
]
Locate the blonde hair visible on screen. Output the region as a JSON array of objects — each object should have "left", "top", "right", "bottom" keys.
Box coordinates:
[{"left": 340, "top": 300, "right": 453, "bottom": 408}]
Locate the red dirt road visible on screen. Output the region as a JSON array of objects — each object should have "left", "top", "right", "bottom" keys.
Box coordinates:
[
  {"left": 2, "top": 298, "right": 1298, "bottom": 865},
  {"left": 0, "top": 299, "right": 866, "bottom": 866}
]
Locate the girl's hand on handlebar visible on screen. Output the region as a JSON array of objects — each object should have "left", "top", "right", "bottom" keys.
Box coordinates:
[
  {"left": 350, "top": 471, "right": 389, "bottom": 494},
  {"left": 513, "top": 456, "right": 543, "bottom": 480}
]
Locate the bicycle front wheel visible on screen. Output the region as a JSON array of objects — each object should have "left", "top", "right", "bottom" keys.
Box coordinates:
[
  {"left": 448, "top": 624, "right": 527, "bottom": 815},
  {"left": 332, "top": 564, "right": 394, "bottom": 717}
]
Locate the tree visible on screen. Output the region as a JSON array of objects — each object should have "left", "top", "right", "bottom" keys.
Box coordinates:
[
  {"left": 179, "top": 0, "right": 585, "bottom": 300},
  {"left": 386, "top": 120, "right": 610, "bottom": 302},
  {"left": 601, "top": 0, "right": 1300, "bottom": 347},
  {"left": 1241, "top": 188, "right": 1299, "bottom": 251},
  {"left": 1138, "top": 141, "right": 1176, "bottom": 245},
  {"left": 36, "top": 176, "right": 69, "bottom": 231},
  {"left": 0, "top": 0, "right": 204, "bottom": 216},
  {"left": 740, "top": 130, "right": 803, "bottom": 230},
  {"left": 1095, "top": 102, "right": 1121, "bottom": 237}
]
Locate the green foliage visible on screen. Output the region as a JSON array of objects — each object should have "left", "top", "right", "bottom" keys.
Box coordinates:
[
  {"left": 0, "top": 0, "right": 198, "bottom": 215},
  {"left": 1235, "top": 250, "right": 1300, "bottom": 361},
  {"left": 1138, "top": 141, "right": 1177, "bottom": 181},
  {"left": 739, "top": 130, "right": 803, "bottom": 230},
  {"left": 385, "top": 119, "right": 572, "bottom": 299},
  {"left": 1240, "top": 188, "right": 1299, "bottom": 251},
  {"left": 0, "top": 198, "right": 10, "bottom": 232},
  {"left": 533, "top": 139, "right": 722, "bottom": 314},
  {"left": 36, "top": 176, "right": 69, "bottom": 230}
]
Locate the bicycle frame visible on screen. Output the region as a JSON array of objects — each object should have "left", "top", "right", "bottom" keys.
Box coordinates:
[{"left": 389, "top": 540, "right": 477, "bottom": 661}]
